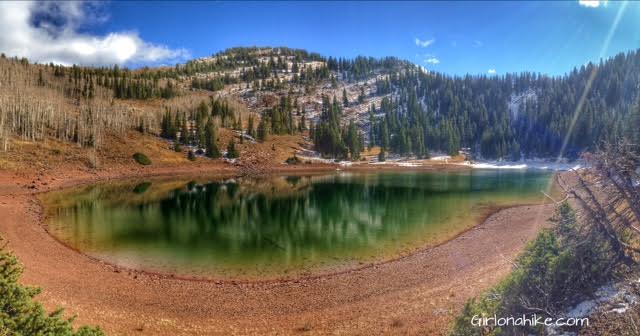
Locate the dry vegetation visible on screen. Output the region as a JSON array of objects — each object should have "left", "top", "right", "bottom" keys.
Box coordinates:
[
  {"left": 0, "top": 54, "right": 294, "bottom": 173},
  {"left": 0, "top": 47, "right": 404, "bottom": 173},
  {"left": 561, "top": 141, "right": 640, "bottom": 265},
  {"left": 452, "top": 142, "right": 640, "bottom": 335},
  {"left": 0, "top": 56, "right": 149, "bottom": 151}
]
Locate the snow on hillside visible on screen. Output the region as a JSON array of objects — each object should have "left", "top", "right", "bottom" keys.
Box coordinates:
[
  {"left": 508, "top": 88, "right": 537, "bottom": 120},
  {"left": 462, "top": 159, "right": 583, "bottom": 171}
]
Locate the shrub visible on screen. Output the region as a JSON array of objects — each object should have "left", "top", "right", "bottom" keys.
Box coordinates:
[
  {"left": 133, "top": 152, "right": 151, "bottom": 165},
  {"left": 285, "top": 155, "right": 302, "bottom": 165},
  {"left": 187, "top": 150, "right": 197, "bottom": 161},
  {"left": 0, "top": 239, "right": 104, "bottom": 335},
  {"left": 226, "top": 140, "right": 239, "bottom": 159},
  {"left": 174, "top": 143, "right": 182, "bottom": 152},
  {"left": 378, "top": 150, "right": 386, "bottom": 162}
]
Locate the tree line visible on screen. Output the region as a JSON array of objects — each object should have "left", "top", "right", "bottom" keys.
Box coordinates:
[
  {"left": 310, "top": 95, "right": 364, "bottom": 160},
  {"left": 330, "top": 49, "right": 640, "bottom": 160},
  {"left": 159, "top": 97, "right": 247, "bottom": 159}
]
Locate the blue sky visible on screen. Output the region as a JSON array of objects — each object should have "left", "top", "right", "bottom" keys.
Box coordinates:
[{"left": 1, "top": 1, "right": 639, "bottom": 76}]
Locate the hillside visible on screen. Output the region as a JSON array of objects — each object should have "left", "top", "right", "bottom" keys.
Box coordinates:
[
  {"left": 1, "top": 46, "right": 639, "bottom": 336},
  {"left": 1, "top": 46, "right": 639, "bottom": 172}
]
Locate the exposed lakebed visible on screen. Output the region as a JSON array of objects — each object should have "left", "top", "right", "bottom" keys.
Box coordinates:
[{"left": 41, "top": 170, "right": 554, "bottom": 279}]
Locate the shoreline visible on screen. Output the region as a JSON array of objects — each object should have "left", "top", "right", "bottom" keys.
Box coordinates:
[{"left": 0, "top": 162, "right": 556, "bottom": 335}]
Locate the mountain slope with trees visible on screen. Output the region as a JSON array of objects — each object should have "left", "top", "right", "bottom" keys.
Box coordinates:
[{"left": 1, "top": 47, "right": 639, "bottom": 164}]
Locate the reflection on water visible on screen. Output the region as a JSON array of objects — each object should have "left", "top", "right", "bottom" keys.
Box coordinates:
[{"left": 42, "top": 170, "right": 553, "bottom": 278}]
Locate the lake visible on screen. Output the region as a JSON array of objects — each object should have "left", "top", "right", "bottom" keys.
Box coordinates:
[{"left": 41, "top": 170, "right": 554, "bottom": 279}]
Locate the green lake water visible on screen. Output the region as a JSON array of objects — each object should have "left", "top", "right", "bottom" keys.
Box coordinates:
[{"left": 41, "top": 170, "right": 554, "bottom": 279}]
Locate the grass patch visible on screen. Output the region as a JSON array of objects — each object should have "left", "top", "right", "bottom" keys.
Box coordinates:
[{"left": 133, "top": 152, "right": 151, "bottom": 165}]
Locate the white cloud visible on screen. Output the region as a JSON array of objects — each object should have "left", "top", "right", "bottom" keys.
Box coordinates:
[
  {"left": 488, "top": 69, "right": 497, "bottom": 74},
  {"left": 425, "top": 57, "right": 440, "bottom": 64},
  {"left": 415, "top": 37, "right": 435, "bottom": 48},
  {"left": 420, "top": 53, "right": 440, "bottom": 65},
  {"left": 0, "top": 1, "right": 188, "bottom": 66},
  {"left": 578, "top": 0, "right": 607, "bottom": 8}
]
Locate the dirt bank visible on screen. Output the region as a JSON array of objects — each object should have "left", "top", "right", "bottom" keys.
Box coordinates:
[{"left": 0, "top": 164, "right": 554, "bottom": 335}]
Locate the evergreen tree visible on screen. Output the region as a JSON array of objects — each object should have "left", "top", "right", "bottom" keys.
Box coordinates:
[
  {"left": 197, "top": 101, "right": 208, "bottom": 119},
  {"left": 196, "top": 117, "right": 206, "bottom": 148},
  {"left": 226, "top": 139, "right": 239, "bottom": 158},
  {"left": 629, "top": 102, "right": 640, "bottom": 150},
  {"left": 380, "top": 120, "right": 390, "bottom": 151},
  {"left": 342, "top": 88, "right": 349, "bottom": 107},
  {"left": 247, "top": 114, "right": 257, "bottom": 139},
  {"left": 257, "top": 117, "right": 269, "bottom": 142},
  {"left": 180, "top": 116, "right": 190, "bottom": 145},
  {"left": 345, "top": 120, "right": 362, "bottom": 160},
  {"left": 188, "top": 150, "right": 197, "bottom": 161},
  {"left": 358, "top": 86, "right": 365, "bottom": 104},
  {"left": 368, "top": 104, "right": 376, "bottom": 149},
  {"left": 235, "top": 114, "right": 242, "bottom": 131},
  {"left": 160, "top": 110, "right": 176, "bottom": 139},
  {"left": 299, "top": 113, "right": 307, "bottom": 132},
  {"left": 313, "top": 95, "right": 348, "bottom": 158},
  {"left": 204, "top": 120, "right": 221, "bottom": 158},
  {"left": 0, "top": 245, "right": 105, "bottom": 336},
  {"left": 378, "top": 149, "right": 386, "bottom": 162},
  {"left": 412, "top": 125, "right": 426, "bottom": 158}
]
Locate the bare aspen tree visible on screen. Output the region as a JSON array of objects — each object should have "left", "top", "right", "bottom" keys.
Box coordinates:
[{"left": 0, "top": 57, "right": 164, "bottom": 151}]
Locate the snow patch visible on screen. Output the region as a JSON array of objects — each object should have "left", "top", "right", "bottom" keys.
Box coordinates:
[
  {"left": 468, "top": 162, "right": 528, "bottom": 170},
  {"left": 459, "top": 160, "right": 583, "bottom": 171},
  {"left": 547, "top": 281, "right": 639, "bottom": 335},
  {"left": 397, "top": 162, "right": 422, "bottom": 167},
  {"left": 508, "top": 88, "right": 537, "bottom": 120}
]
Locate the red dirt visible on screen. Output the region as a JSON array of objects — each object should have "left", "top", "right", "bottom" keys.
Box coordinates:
[{"left": 0, "top": 160, "right": 554, "bottom": 335}]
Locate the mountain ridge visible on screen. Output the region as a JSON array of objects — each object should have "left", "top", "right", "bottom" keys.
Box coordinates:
[{"left": 0, "top": 46, "right": 639, "bottom": 167}]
